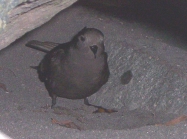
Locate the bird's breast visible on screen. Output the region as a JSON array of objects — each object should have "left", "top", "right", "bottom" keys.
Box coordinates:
[
  {"left": 48, "top": 54, "right": 109, "bottom": 99},
  {"left": 64, "top": 56, "right": 107, "bottom": 86}
]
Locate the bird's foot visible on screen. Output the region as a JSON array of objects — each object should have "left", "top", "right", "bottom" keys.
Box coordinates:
[{"left": 84, "top": 98, "right": 117, "bottom": 114}]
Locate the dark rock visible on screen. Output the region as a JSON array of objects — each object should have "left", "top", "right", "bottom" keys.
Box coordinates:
[{"left": 120, "top": 70, "right": 133, "bottom": 85}]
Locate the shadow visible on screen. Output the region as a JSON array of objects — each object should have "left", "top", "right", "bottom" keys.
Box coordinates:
[{"left": 79, "top": 0, "right": 187, "bottom": 49}]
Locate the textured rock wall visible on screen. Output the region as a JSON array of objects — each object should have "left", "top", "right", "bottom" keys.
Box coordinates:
[
  {"left": 0, "top": 0, "right": 77, "bottom": 50},
  {"left": 0, "top": 0, "right": 27, "bottom": 30}
]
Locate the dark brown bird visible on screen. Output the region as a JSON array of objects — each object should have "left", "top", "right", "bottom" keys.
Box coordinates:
[{"left": 26, "top": 27, "right": 116, "bottom": 113}]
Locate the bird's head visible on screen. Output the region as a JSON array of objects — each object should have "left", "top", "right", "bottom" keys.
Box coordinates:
[{"left": 73, "top": 27, "right": 105, "bottom": 59}]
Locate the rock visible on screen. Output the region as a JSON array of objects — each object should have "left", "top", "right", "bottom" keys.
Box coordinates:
[{"left": 0, "top": 0, "right": 77, "bottom": 50}]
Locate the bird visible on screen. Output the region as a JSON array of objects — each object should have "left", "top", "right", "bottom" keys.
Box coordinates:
[{"left": 26, "top": 27, "right": 117, "bottom": 113}]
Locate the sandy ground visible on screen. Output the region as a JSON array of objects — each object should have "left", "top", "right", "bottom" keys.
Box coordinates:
[{"left": 0, "top": 1, "right": 187, "bottom": 139}]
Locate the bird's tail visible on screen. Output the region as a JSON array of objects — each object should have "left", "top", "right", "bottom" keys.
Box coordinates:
[{"left": 25, "top": 40, "right": 59, "bottom": 53}]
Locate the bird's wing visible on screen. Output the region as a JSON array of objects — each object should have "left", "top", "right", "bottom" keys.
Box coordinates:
[{"left": 37, "top": 43, "right": 70, "bottom": 82}]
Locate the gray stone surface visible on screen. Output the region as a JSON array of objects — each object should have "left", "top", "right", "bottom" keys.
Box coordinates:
[
  {"left": 92, "top": 36, "right": 187, "bottom": 114},
  {"left": 0, "top": 1, "right": 187, "bottom": 138}
]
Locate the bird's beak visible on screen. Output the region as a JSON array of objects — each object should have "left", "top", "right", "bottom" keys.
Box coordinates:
[{"left": 90, "top": 45, "right": 98, "bottom": 58}]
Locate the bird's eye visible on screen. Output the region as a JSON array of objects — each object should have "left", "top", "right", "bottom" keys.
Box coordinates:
[{"left": 79, "top": 35, "right": 85, "bottom": 42}]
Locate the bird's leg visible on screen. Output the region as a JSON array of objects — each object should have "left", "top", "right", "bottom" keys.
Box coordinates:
[
  {"left": 51, "top": 94, "right": 57, "bottom": 108},
  {"left": 84, "top": 98, "right": 117, "bottom": 113}
]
